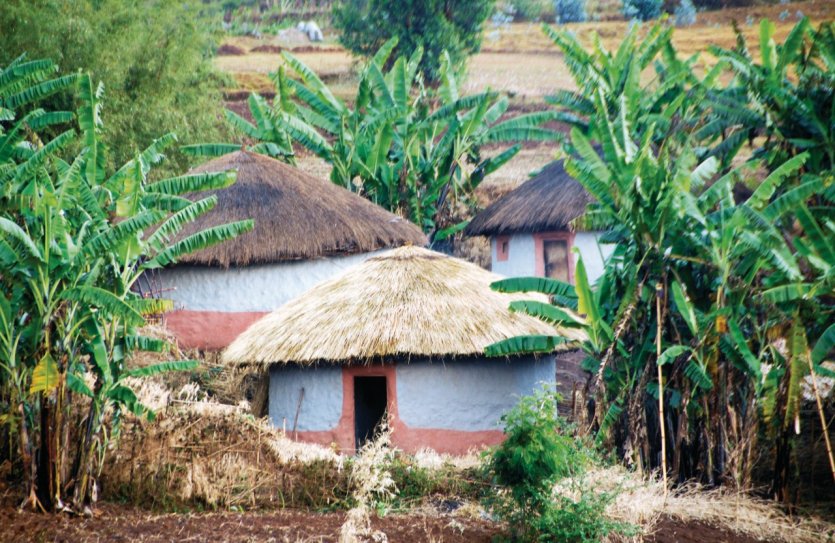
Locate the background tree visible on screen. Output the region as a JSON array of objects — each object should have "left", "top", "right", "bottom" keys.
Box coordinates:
[
  {"left": 0, "top": 0, "right": 228, "bottom": 174},
  {"left": 332, "top": 0, "right": 495, "bottom": 83}
]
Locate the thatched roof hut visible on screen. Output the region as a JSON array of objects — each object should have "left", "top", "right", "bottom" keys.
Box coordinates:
[
  {"left": 223, "top": 246, "right": 583, "bottom": 366},
  {"left": 178, "top": 150, "right": 426, "bottom": 267},
  {"left": 464, "top": 158, "right": 592, "bottom": 237},
  {"left": 222, "top": 246, "right": 584, "bottom": 455},
  {"left": 463, "top": 158, "right": 611, "bottom": 287},
  {"left": 156, "top": 151, "right": 427, "bottom": 351}
]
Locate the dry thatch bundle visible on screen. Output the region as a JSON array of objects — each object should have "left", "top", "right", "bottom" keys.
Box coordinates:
[
  {"left": 223, "top": 246, "right": 585, "bottom": 366},
  {"left": 465, "top": 158, "right": 593, "bottom": 237},
  {"left": 176, "top": 151, "right": 427, "bottom": 267},
  {"left": 105, "top": 398, "right": 348, "bottom": 509}
]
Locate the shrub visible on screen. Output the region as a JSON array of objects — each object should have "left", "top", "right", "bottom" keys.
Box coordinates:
[
  {"left": 554, "top": 0, "right": 587, "bottom": 24},
  {"left": 332, "top": 0, "right": 494, "bottom": 83},
  {"left": 486, "top": 389, "right": 625, "bottom": 542},
  {"left": 674, "top": 0, "right": 697, "bottom": 26},
  {"left": 621, "top": 0, "right": 662, "bottom": 21},
  {"left": 0, "top": 0, "right": 227, "bottom": 174}
]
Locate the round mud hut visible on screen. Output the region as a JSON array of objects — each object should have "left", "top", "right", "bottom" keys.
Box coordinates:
[
  {"left": 465, "top": 158, "right": 613, "bottom": 285},
  {"left": 222, "top": 246, "right": 584, "bottom": 454},
  {"left": 152, "top": 151, "right": 426, "bottom": 350}
]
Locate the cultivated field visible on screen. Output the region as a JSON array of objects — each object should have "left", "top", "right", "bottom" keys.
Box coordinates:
[{"left": 215, "top": 1, "right": 835, "bottom": 196}]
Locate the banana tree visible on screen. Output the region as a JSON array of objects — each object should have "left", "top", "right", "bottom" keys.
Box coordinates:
[
  {"left": 190, "top": 37, "right": 562, "bottom": 236},
  {"left": 705, "top": 19, "right": 835, "bottom": 173},
  {"left": 484, "top": 21, "right": 834, "bottom": 494},
  {"left": 0, "top": 62, "right": 253, "bottom": 512}
]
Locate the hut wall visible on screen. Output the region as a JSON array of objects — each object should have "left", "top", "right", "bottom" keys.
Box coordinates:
[
  {"left": 490, "top": 231, "right": 613, "bottom": 285},
  {"left": 268, "top": 365, "right": 344, "bottom": 432},
  {"left": 395, "top": 356, "right": 554, "bottom": 431},
  {"left": 157, "top": 251, "right": 376, "bottom": 350},
  {"left": 573, "top": 232, "right": 614, "bottom": 285},
  {"left": 490, "top": 234, "right": 536, "bottom": 277},
  {"left": 268, "top": 356, "right": 556, "bottom": 454}
]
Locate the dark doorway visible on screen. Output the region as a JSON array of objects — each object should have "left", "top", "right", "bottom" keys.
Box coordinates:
[{"left": 354, "top": 376, "right": 387, "bottom": 449}]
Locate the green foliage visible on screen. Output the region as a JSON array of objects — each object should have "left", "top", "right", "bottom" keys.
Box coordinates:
[
  {"left": 486, "top": 388, "right": 626, "bottom": 542},
  {"left": 0, "top": 0, "right": 228, "bottom": 174},
  {"left": 332, "top": 0, "right": 495, "bottom": 83},
  {"left": 707, "top": 19, "right": 835, "bottom": 173},
  {"left": 0, "top": 57, "right": 251, "bottom": 512},
  {"left": 488, "top": 19, "right": 835, "bottom": 496},
  {"left": 211, "top": 39, "right": 558, "bottom": 235},
  {"left": 621, "top": 0, "right": 662, "bottom": 21}
]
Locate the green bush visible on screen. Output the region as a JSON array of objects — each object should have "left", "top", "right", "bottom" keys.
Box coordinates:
[
  {"left": 0, "top": 0, "right": 228, "bottom": 174},
  {"left": 332, "top": 0, "right": 495, "bottom": 83},
  {"left": 621, "top": 0, "right": 662, "bottom": 20},
  {"left": 486, "top": 389, "right": 626, "bottom": 542}
]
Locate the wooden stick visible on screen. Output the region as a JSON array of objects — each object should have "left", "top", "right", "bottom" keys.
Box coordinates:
[
  {"left": 806, "top": 355, "right": 835, "bottom": 483},
  {"left": 656, "top": 283, "right": 668, "bottom": 497},
  {"left": 292, "top": 387, "right": 305, "bottom": 440}
]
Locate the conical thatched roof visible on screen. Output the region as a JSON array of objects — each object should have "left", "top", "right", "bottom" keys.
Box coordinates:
[
  {"left": 223, "top": 246, "right": 586, "bottom": 366},
  {"left": 174, "top": 151, "right": 427, "bottom": 267},
  {"left": 465, "top": 158, "right": 593, "bottom": 237}
]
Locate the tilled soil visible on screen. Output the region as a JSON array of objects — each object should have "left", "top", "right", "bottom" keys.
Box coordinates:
[
  {"left": 0, "top": 506, "right": 778, "bottom": 543},
  {"left": 646, "top": 515, "right": 778, "bottom": 543},
  {"left": 0, "top": 504, "right": 499, "bottom": 543}
]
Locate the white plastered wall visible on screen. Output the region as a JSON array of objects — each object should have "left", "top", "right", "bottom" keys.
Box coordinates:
[{"left": 155, "top": 251, "right": 379, "bottom": 312}]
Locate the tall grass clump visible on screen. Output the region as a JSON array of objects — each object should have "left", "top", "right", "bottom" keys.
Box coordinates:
[{"left": 485, "top": 389, "right": 628, "bottom": 542}]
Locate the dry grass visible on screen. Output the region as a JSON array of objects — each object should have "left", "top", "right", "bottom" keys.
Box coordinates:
[
  {"left": 180, "top": 151, "right": 425, "bottom": 267},
  {"left": 577, "top": 465, "right": 835, "bottom": 543},
  {"left": 339, "top": 423, "right": 396, "bottom": 543},
  {"left": 223, "top": 246, "right": 585, "bottom": 366},
  {"left": 105, "top": 381, "right": 348, "bottom": 509}
]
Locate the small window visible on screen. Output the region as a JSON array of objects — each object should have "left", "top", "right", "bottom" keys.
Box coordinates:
[
  {"left": 496, "top": 236, "right": 510, "bottom": 262},
  {"left": 543, "top": 239, "right": 569, "bottom": 281}
]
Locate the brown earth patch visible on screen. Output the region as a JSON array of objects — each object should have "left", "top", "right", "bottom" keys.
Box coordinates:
[
  {"left": 0, "top": 504, "right": 500, "bottom": 543},
  {"left": 645, "top": 515, "right": 780, "bottom": 543},
  {"left": 217, "top": 44, "right": 247, "bottom": 56},
  {"left": 289, "top": 46, "right": 343, "bottom": 54},
  {"left": 251, "top": 44, "right": 284, "bottom": 54},
  {"left": 0, "top": 505, "right": 801, "bottom": 543}
]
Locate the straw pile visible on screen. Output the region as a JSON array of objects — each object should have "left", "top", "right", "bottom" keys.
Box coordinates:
[
  {"left": 177, "top": 151, "right": 426, "bottom": 267},
  {"left": 104, "top": 392, "right": 349, "bottom": 509},
  {"left": 223, "top": 246, "right": 586, "bottom": 366}
]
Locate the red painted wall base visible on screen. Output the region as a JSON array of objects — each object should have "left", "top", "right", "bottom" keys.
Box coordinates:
[
  {"left": 287, "top": 364, "right": 506, "bottom": 455},
  {"left": 164, "top": 310, "right": 268, "bottom": 351}
]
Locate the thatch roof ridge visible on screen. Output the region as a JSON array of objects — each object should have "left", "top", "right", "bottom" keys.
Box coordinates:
[
  {"left": 222, "top": 246, "right": 585, "bottom": 366},
  {"left": 465, "top": 158, "right": 593, "bottom": 237},
  {"left": 175, "top": 151, "right": 426, "bottom": 267}
]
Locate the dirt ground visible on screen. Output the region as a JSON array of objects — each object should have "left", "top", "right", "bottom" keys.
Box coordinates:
[{"left": 0, "top": 504, "right": 782, "bottom": 543}]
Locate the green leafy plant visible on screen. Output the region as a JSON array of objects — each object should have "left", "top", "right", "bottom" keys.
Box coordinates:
[
  {"left": 0, "top": 56, "right": 252, "bottom": 512},
  {"left": 486, "top": 19, "right": 835, "bottom": 499},
  {"left": 486, "top": 388, "right": 626, "bottom": 542},
  {"left": 188, "top": 38, "right": 560, "bottom": 237},
  {"left": 0, "top": 0, "right": 228, "bottom": 174}
]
